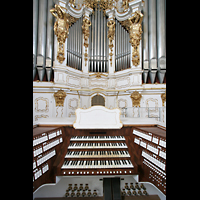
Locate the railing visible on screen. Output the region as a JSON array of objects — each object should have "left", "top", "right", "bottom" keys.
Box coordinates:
[{"left": 120, "top": 107, "right": 166, "bottom": 123}]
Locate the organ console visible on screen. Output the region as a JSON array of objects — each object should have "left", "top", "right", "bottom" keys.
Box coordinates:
[{"left": 33, "top": 125, "right": 166, "bottom": 198}]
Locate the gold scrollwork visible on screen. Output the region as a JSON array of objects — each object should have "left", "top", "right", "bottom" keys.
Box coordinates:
[{"left": 54, "top": 89, "right": 67, "bottom": 107}]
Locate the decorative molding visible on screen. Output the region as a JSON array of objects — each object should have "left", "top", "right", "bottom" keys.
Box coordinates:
[
  {"left": 89, "top": 78, "right": 108, "bottom": 88},
  {"left": 34, "top": 97, "right": 49, "bottom": 113},
  {"left": 66, "top": 75, "right": 81, "bottom": 87},
  {"left": 35, "top": 114, "right": 49, "bottom": 121},
  {"left": 68, "top": 98, "right": 78, "bottom": 110},
  {"left": 115, "top": 77, "right": 130, "bottom": 89},
  {"left": 118, "top": 98, "right": 127, "bottom": 108},
  {"left": 68, "top": 111, "right": 75, "bottom": 117},
  {"left": 130, "top": 91, "right": 142, "bottom": 107},
  {"left": 145, "top": 98, "right": 158, "bottom": 112},
  {"left": 54, "top": 89, "right": 67, "bottom": 107}
]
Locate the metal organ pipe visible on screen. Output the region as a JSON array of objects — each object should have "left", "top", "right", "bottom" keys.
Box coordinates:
[
  {"left": 46, "top": 0, "right": 54, "bottom": 67},
  {"left": 104, "top": 14, "right": 108, "bottom": 72},
  {"left": 90, "top": 13, "right": 94, "bottom": 72},
  {"left": 97, "top": 8, "right": 100, "bottom": 72},
  {"left": 33, "top": 0, "right": 38, "bottom": 79},
  {"left": 33, "top": 0, "right": 55, "bottom": 81},
  {"left": 89, "top": 8, "right": 108, "bottom": 73},
  {"left": 100, "top": 9, "right": 103, "bottom": 72},
  {"left": 37, "top": 0, "right": 47, "bottom": 67},
  {"left": 148, "top": 0, "right": 157, "bottom": 71},
  {"left": 157, "top": 0, "right": 166, "bottom": 83},
  {"left": 141, "top": 0, "right": 166, "bottom": 83},
  {"left": 143, "top": 0, "right": 149, "bottom": 70},
  {"left": 115, "top": 20, "right": 131, "bottom": 72},
  {"left": 94, "top": 8, "right": 97, "bottom": 72},
  {"left": 66, "top": 17, "right": 82, "bottom": 70}
]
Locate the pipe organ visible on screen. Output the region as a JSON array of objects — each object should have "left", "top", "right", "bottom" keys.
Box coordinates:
[
  {"left": 33, "top": 0, "right": 166, "bottom": 84},
  {"left": 89, "top": 8, "right": 108, "bottom": 73},
  {"left": 66, "top": 17, "right": 83, "bottom": 70},
  {"left": 33, "top": 0, "right": 55, "bottom": 82},
  {"left": 142, "top": 0, "right": 166, "bottom": 83},
  {"left": 115, "top": 20, "right": 131, "bottom": 71}
]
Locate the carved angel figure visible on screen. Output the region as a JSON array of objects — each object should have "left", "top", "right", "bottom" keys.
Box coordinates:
[
  {"left": 129, "top": 11, "right": 143, "bottom": 47},
  {"left": 50, "top": 4, "right": 69, "bottom": 43}
]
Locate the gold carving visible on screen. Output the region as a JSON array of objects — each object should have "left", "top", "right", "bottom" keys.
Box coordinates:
[
  {"left": 89, "top": 72, "right": 108, "bottom": 78},
  {"left": 54, "top": 89, "right": 67, "bottom": 107},
  {"left": 50, "top": 4, "right": 69, "bottom": 64},
  {"left": 130, "top": 91, "right": 142, "bottom": 107},
  {"left": 107, "top": 19, "right": 115, "bottom": 66},
  {"left": 120, "top": 11, "right": 143, "bottom": 66},
  {"left": 82, "top": 16, "right": 91, "bottom": 66},
  {"left": 84, "top": 0, "right": 114, "bottom": 15},
  {"left": 161, "top": 91, "right": 166, "bottom": 106}
]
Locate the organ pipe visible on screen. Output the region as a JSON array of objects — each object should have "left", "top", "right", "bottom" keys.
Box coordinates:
[
  {"left": 148, "top": 0, "right": 157, "bottom": 70},
  {"left": 100, "top": 9, "right": 103, "bottom": 72},
  {"left": 33, "top": 0, "right": 38, "bottom": 65},
  {"left": 66, "top": 17, "right": 82, "bottom": 70},
  {"left": 46, "top": 0, "right": 54, "bottom": 67},
  {"left": 33, "top": 0, "right": 38, "bottom": 79},
  {"left": 37, "top": 0, "right": 47, "bottom": 67},
  {"left": 89, "top": 8, "right": 108, "bottom": 73},
  {"left": 115, "top": 20, "right": 131, "bottom": 71},
  {"left": 157, "top": 0, "right": 166, "bottom": 70},
  {"left": 142, "top": 0, "right": 149, "bottom": 70}
]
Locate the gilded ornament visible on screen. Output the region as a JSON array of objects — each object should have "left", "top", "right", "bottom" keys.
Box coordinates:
[
  {"left": 54, "top": 89, "right": 67, "bottom": 107},
  {"left": 120, "top": 11, "right": 143, "bottom": 66},
  {"left": 129, "top": 11, "right": 143, "bottom": 66},
  {"left": 50, "top": 4, "right": 70, "bottom": 64},
  {"left": 89, "top": 72, "right": 108, "bottom": 78},
  {"left": 82, "top": 17, "right": 91, "bottom": 66},
  {"left": 161, "top": 91, "right": 166, "bottom": 106},
  {"left": 107, "top": 19, "right": 115, "bottom": 66},
  {"left": 130, "top": 91, "right": 142, "bottom": 107}
]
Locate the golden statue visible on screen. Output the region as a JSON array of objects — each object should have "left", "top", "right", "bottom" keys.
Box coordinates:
[
  {"left": 129, "top": 11, "right": 143, "bottom": 47},
  {"left": 50, "top": 4, "right": 69, "bottom": 43},
  {"left": 50, "top": 4, "right": 69, "bottom": 63},
  {"left": 128, "top": 11, "right": 143, "bottom": 66}
]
